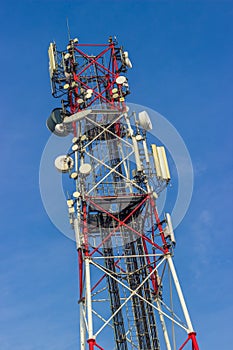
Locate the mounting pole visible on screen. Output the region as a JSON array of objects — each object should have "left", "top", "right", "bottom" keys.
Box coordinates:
[
  {"left": 166, "top": 254, "right": 194, "bottom": 333},
  {"left": 80, "top": 301, "right": 86, "bottom": 350},
  {"left": 157, "top": 299, "right": 172, "bottom": 350},
  {"left": 85, "top": 256, "right": 94, "bottom": 348},
  {"left": 66, "top": 17, "right": 71, "bottom": 41},
  {"left": 166, "top": 253, "right": 200, "bottom": 350}
]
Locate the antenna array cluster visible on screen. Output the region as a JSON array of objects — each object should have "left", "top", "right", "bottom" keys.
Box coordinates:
[{"left": 46, "top": 36, "right": 199, "bottom": 350}]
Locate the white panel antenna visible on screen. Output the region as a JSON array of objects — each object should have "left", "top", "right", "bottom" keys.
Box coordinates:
[
  {"left": 48, "top": 43, "right": 57, "bottom": 78},
  {"left": 151, "top": 144, "right": 170, "bottom": 182},
  {"left": 125, "top": 57, "right": 132, "bottom": 68},
  {"left": 143, "top": 139, "right": 150, "bottom": 163},
  {"left": 151, "top": 144, "right": 162, "bottom": 178},
  {"left": 138, "top": 111, "right": 153, "bottom": 131},
  {"left": 123, "top": 51, "right": 133, "bottom": 68},
  {"left": 164, "top": 213, "right": 176, "bottom": 246},
  {"left": 157, "top": 146, "right": 171, "bottom": 182}
]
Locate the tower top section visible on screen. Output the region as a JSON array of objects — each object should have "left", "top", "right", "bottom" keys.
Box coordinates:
[{"left": 48, "top": 36, "right": 132, "bottom": 113}]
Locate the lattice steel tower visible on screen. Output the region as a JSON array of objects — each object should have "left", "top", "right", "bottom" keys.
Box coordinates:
[{"left": 46, "top": 36, "right": 200, "bottom": 350}]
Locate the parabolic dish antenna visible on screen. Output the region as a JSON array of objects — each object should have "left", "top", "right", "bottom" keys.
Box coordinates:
[
  {"left": 85, "top": 92, "right": 92, "bottom": 99},
  {"left": 54, "top": 155, "right": 74, "bottom": 173},
  {"left": 116, "top": 76, "right": 127, "bottom": 85},
  {"left": 54, "top": 123, "right": 69, "bottom": 136},
  {"left": 79, "top": 163, "right": 92, "bottom": 176},
  {"left": 46, "top": 108, "right": 69, "bottom": 137}
]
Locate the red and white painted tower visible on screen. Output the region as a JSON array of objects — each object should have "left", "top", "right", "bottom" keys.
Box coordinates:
[{"left": 46, "top": 36, "right": 200, "bottom": 350}]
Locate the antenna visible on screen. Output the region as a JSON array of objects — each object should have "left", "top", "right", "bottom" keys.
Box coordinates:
[
  {"left": 46, "top": 36, "right": 200, "bottom": 350},
  {"left": 66, "top": 17, "right": 71, "bottom": 41}
]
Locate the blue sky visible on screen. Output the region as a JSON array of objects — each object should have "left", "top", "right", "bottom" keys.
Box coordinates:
[{"left": 0, "top": 0, "right": 232, "bottom": 349}]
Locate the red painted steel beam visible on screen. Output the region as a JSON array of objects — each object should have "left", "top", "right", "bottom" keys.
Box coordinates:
[{"left": 179, "top": 332, "right": 200, "bottom": 350}]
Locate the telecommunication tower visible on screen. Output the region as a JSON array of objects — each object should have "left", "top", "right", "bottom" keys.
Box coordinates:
[{"left": 46, "top": 36, "right": 200, "bottom": 350}]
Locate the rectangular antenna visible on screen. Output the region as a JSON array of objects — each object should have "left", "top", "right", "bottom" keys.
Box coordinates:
[
  {"left": 157, "top": 146, "right": 171, "bottom": 182},
  {"left": 48, "top": 43, "right": 56, "bottom": 78},
  {"left": 164, "top": 213, "right": 176, "bottom": 245},
  {"left": 151, "top": 144, "right": 162, "bottom": 178}
]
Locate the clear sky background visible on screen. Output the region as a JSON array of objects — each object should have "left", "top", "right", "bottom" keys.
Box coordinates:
[{"left": 0, "top": 0, "right": 232, "bottom": 349}]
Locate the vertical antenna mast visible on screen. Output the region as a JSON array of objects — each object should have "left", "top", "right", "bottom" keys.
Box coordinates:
[
  {"left": 46, "top": 36, "right": 200, "bottom": 350},
  {"left": 66, "top": 17, "right": 71, "bottom": 41}
]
